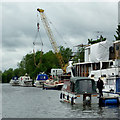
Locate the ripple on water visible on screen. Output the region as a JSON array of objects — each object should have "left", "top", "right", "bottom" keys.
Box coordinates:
[{"left": 2, "top": 84, "right": 120, "bottom": 118}]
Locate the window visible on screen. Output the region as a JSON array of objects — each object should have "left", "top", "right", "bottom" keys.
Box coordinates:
[{"left": 116, "top": 45, "right": 119, "bottom": 50}]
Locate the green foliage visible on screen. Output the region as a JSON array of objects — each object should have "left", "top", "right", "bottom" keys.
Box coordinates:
[
  {"left": 2, "top": 46, "right": 73, "bottom": 83},
  {"left": 0, "top": 70, "right": 2, "bottom": 83},
  {"left": 59, "top": 46, "right": 72, "bottom": 64},
  {"left": 114, "top": 24, "right": 120, "bottom": 41},
  {"left": 74, "top": 47, "right": 85, "bottom": 62},
  {"left": 2, "top": 68, "right": 14, "bottom": 83},
  {"left": 88, "top": 35, "right": 106, "bottom": 45}
]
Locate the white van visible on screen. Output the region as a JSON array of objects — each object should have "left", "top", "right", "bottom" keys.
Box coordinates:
[{"left": 51, "top": 69, "right": 63, "bottom": 77}]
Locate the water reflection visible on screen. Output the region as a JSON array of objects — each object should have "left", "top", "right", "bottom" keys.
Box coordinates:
[
  {"left": 70, "top": 103, "right": 119, "bottom": 118},
  {"left": 2, "top": 84, "right": 120, "bottom": 118}
]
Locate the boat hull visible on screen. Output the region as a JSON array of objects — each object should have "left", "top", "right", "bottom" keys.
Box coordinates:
[
  {"left": 10, "top": 80, "right": 20, "bottom": 86},
  {"left": 103, "top": 92, "right": 120, "bottom": 103},
  {"left": 20, "top": 81, "right": 33, "bottom": 87},
  {"left": 44, "top": 83, "right": 63, "bottom": 90},
  {"left": 60, "top": 91, "right": 98, "bottom": 105},
  {"left": 34, "top": 80, "right": 44, "bottom": 88}
]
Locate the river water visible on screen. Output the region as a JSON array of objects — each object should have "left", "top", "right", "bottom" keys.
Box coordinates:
[{"left": 2, "top": 84, "right": 120, "bottom": 119}]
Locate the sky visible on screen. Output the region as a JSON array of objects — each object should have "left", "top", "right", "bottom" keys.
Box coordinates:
[{"left": 1, "top": 0, "right": 119, "bottom": 72}]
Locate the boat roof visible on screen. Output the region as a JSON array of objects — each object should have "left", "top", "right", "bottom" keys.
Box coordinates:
[
  {"left": 73, "top": 60, "right": 114, "bottom": 66},
  {"left": 37, "top": 74, "right": 48, "bottom": 80},
  {"left": 73, "top": 62, "right": 92, "bottom": 65},
  {"left": 70, "top": 77, "right": 94, "bottom": 83}
]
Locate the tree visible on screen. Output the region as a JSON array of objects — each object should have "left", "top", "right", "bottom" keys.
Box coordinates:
[
  {"left": 0, "top": 70, "right": 2, "bottom": 83},
  {"left": 88, "top": 35, "right": 106, "bottom": 45},
  {"left": 2, "top": 68, "right": 14, "bottom": 83},
  {"left": 2, "top": 46, "right": 73, "bottom": 82},
  {"left": 114, "top": 24, "right": 120, "bottom": 41},
  {"left": 59, "top": 46, "right": 72, "bottom": 64},
  {"left": 74, "top": 46, "right": 85, "bottom": 62}
]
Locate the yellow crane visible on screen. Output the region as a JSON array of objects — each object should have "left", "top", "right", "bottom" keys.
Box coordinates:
[{"left": 37, "top": 8, "right": 66, "bottom": 73}]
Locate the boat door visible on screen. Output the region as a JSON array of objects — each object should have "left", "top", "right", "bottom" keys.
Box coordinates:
[{"left": 116, "top": 77, "right": 120, "bottom": 92}]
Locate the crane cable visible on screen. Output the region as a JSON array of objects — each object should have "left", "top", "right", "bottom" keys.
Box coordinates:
[
  {"left": 33, "top": 13, "right": 43, "bottom": 68},
  {"left": 47, "top": 17, "right": 69, "bottom": 48}
]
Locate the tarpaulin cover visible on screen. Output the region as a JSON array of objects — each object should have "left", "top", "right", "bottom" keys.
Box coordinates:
[
  {"left": 37, "top": 74, "right": 48, "bottom": 80},
  {"left": 85, "top": 40, "right": 112, "bottom": 62},
  {"left": 12, "top": 76, "right": 18, "bottom": 80}
]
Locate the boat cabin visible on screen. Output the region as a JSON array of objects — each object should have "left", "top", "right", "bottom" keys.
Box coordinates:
[
  {"left": 36, "top": 74, "right": 48, "bottom": 81},
  {"left": 62, "top": 77, "right": 96, "bottom": 94},
  {"left": 12, "top": 76, "right": 18, "bottom": 80}
]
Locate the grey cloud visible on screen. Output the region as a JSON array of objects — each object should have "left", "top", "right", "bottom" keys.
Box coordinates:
[{"left": 2, "top": 2, "right": 118, "bottom": 71}]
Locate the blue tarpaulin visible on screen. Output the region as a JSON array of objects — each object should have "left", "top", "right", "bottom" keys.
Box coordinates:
[
  {"left": 37, "top": 74, "right": 48, "bottom": 80},
  {"left": 12, "top": 76, "right": 18, "bottom": 80}
]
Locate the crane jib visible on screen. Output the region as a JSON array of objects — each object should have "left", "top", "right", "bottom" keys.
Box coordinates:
[{"left": 37, "top": 8, "right": 66, "bottom": 73}]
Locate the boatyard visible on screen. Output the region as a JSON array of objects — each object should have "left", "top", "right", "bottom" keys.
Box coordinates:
[{"left": 1, "top": 1, "right": 120, "bottom": 119}]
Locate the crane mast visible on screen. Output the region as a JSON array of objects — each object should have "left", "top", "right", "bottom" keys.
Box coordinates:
[{"left": 37, "top": 8, "right": 66, "bottom": 72}]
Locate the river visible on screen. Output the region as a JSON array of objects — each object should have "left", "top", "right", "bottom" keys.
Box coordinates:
[{"left": 1, "top": 84, "right": 120, "bottom": 119}]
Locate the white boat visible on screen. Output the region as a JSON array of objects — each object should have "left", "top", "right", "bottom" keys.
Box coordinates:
[
  {"left": 34, "top": 73, "right": 48, "bottom": 88},
  {"left": 60, "top": 77, "right": 98, "bottom": 105},
  {"left": 19, "top": 73, "right": 33, "bottom": 87},
  {"left": 10, "top": 76, "right": 20, "bottom": 86},
  {"left": 72, "top": 40, "right": 120, "bottom": 103},
  {"left": 44, "top": 80, "right": 64, "bottom": 90}
]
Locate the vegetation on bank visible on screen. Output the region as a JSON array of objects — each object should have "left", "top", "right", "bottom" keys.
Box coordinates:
[{"left": 2, "top": 46, "right": 74, "bottom": 83}]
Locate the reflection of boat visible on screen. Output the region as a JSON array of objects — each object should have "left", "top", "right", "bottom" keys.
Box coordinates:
[
  {"left": 34, "top": 73, "right": 48, "bottom": 88},
  {"left": 19, "top": 73, "right": 33, "bottom": 87},
  {"left": 10, "top": 76, "right": 20, "bottom": 86},
  {"left": 60, "top": 77, "right": 98, "bottom": 105}
]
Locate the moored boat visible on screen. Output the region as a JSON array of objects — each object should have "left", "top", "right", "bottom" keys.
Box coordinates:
[
  {"left": 101, "top": 75, "right": 120, "bottom": 103},
  {"left": 34, "top": 73, "right": 48, "bottom": 88},
  {"left": 72, "top": 40, "right": 120, "bottom": 104},
  {"left": 19, "top": 73, "right": 33, "bottom": 87},
  {"left": 60, "top": 77, "right": 98, "bottom": 105},
  {"left": 44, "top": 80, "right": 64, "bottom": 90},
  {"left": 10, "top": 76, "right": 20, "bottom": 86}
]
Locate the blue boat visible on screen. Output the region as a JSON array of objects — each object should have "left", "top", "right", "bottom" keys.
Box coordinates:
[
  {"left": 10, "top": 76, "right": 20, "bottom": 86},
  {"left": 34, "top": 73, "right": 48, "bottom": 88}
]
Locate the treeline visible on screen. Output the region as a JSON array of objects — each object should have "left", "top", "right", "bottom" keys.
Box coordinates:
[{"left": 2, "top": 46, "right": 73, "bottom": 83}]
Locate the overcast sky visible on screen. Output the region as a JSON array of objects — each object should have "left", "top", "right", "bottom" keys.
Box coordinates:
[{"left": 1, "top": 0, "right": 119, "bottom": 71}]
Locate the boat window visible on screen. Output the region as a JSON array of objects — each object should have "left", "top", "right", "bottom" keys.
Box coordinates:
[
  {"left": 63, "top": 84, "right": 67, "bottom": 89},
  {"left": 40, "top": 76, "right": 45, "bottom": 79},
  {"left": 102, "top": 62, "right": 109, "bottom": 69},
  {"left": 101, "top": 74, "right": 106, "bottom": 77},
  {"left": 76, "top": 80, "right": 94, "bottom": 94},
  {"left": 106, "top": 79, "right": 115, "bottom": 85},
  {"left": 110, "top": 61, "right": 113, "bottom": 66},
  {"left": 116, "top": 45, "right": 119, "bottom": 50},
  {"left": 70, "top": 82, "right": 75, "bottom": 92},
  {"left": 92, "top": 63, "right": 100, "bottom": 70},
  {"left": 91, "top": 74, "right": 94, "bottom": 77}
]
